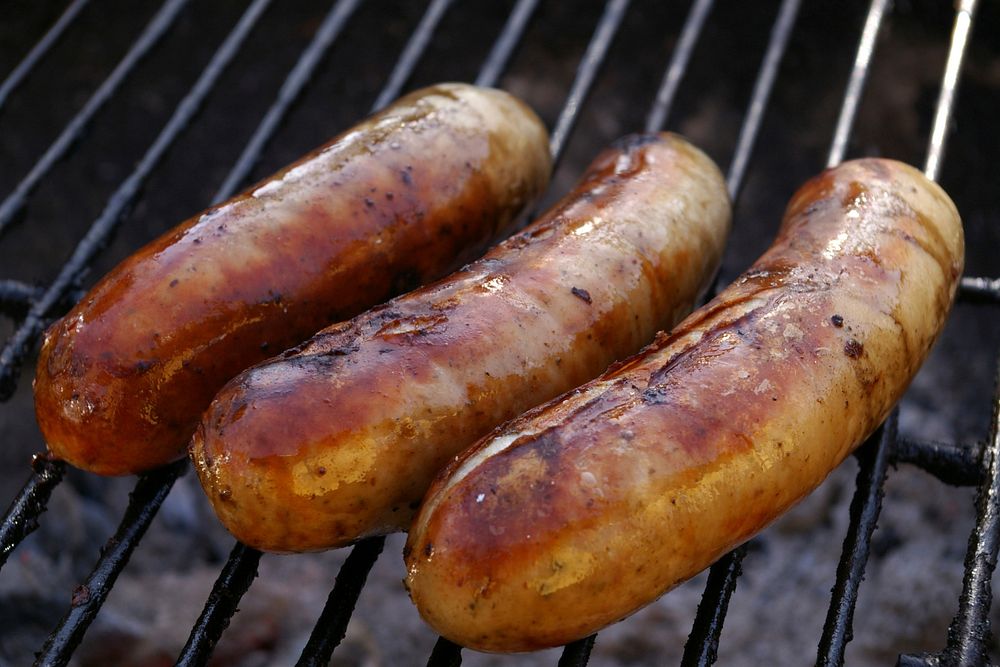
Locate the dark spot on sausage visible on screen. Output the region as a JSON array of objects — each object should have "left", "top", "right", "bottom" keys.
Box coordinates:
[
  {"left": 169, "top": 279, "right": 179, "bottom": 288},
  {"left": 219, "top": 487, "right": 233, "bottom": 502},
  {"left": 260, "top": 342, "right": 269, "bottom": 351},
  {"left": 316, "top": 466, "right": 327, "bottom": 476},
  {"left": 323, "top": 345, "right": 359, "bottom": 357},
  {"left": 134, "top": 360, "right": 154, "bottom": 372},
  {"left": 408, "top": 500, "right": 421, "bottom": 510},
  {"left": 831, "top": 314, "right": 844, "bottom": 327},
  {"left": 642, "top": 386, "right": 670, "bottom": 404},
  {"left": 424, "top": 542, "right": 434, "bottom": 558},
  {"left": 571, "top": 287, "right": 592, "bottom": 304},
  {"left": 844, "top": 339, "right": 864, "bottom": 358},
  {"left": 401, "top": 169, "right": 413, "bottom": 186},
  {"left": 385, "top": 192, "right": 394, "bottom": 200},
  {"left": 364, "top": 197, "right": 375, "bottom": 208},
  {"left": 193, "top": 238, "right": 202, "bottom": 244}
]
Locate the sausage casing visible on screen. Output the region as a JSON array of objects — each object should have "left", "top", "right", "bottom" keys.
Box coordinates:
[
  {"left": 34, "top": 83, "right": 550, "bottom": 475},
  {"left": 404, "top": 158, "right": 964, "bottom": 652},
  {"left": 191, "top": 133, "right": 731, "bottom": 553}
]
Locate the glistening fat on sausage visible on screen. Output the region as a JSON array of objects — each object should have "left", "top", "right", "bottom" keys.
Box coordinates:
[
  {"left": 191, "top": 133, "right": 731, "bottom": 553},
  {"left": 404, "top": 158, "right": 964, "bottom": 652},
  {"left": 34, "top": 83, "right": 551, "bottom": 476}
]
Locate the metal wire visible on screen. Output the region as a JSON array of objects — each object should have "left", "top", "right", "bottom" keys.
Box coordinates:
[
  {"left": 0, "top": 455, "right": 65, "bottom": 571},
  {"left": 817, "top": 414, "right": 896, "bottom": 667},
  {"left": 894, "top": 436, "right": 983, "bottom": 487},
  {"left": 924, "top": 0, "right": 979, "bottom": 182},
  {"left": 0, "top": 0, "right": 91, "bottom": 115},
  {"left": 0, "top": 0, "right": 271, "bottom": 402},
  {"left": 427, "top": 637, "right": 463, "bottom": 666},
  {"left": 941, "top": 358, "right": 1000, "bottom": 666},
  {"left": 0, "top": 0, "right": 190, "bottom": 236},
  {"left": 558, "top": 635, "right": 597, "bottom": 667},
  {"left": 211, "top": 0, "right": 361, "bottom": 204},
  {"left": 33, "top": 460, "right": 186, "bottom": 667},
  {"left": 724, "top": 0, "right": 801, "bottom": 202},
  {"left": 644, "top": 0, "right": 715, "bottom": 134},
  {"left": 475, "top": 0, "right": 541, "bottom": 88},
  {"left": 826, "top": 0, "right": 892, "bottom": 168},
  {"left": 370, "top": 0, "right": 454, "bottom": 112},
  {"left": 681, "top": 545, "right": 748, "bottom": 667},
  {"left": 295, "top": 536, "right": 386, "bottom": 667},
  {"left": 548, "top": 0, "right": 631, "bottom": 169},
  {"left": 958, "top": 275, "right": 1000, "bottom": 305},
  {"left": 174, "top": 543, "right": 262, "bottom": 667}
]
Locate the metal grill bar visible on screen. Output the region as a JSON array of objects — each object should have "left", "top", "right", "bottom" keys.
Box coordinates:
[
  {"left": 295, "top": 536, "right": 386, "bottom": 667},
  {"left": 826, "top": 0, "right": 891, "bottom": 168},
  {"left": 895, "top": 437, "right": 982, "bottom": 487},
  {"left": 475, "top": 0, "right": 540, "bottom": 88},
  {"left": 818, "top": 414, "right": 896, "bottom": 666},
  {"left": 211, "top": 0, "right": 361, "bottom": 205},
  {"left": 370, "top": 0, "right": 454, "bottom": 112},
  {"left": 0, "top": 279, "right": 43, "bottom": 314},
  {"left": 0, "top": 455, "right": 64, "bottom": 571},
  {"left": 681, "top": 545, "right": 747, "bottom": 667},
  {"left": 644, "top": 0, "right": 714, "bottom": 135},
  {"left": 941, "top": 358, "right": 1000, "bottom": 666},
  {"left": 428, "top": 637, "right": 463, "bottom": 666},
  {"left": 548, "top": 0, "right": 631, "bottom": 169},
  {"left": 0, "top": 0, "right": 272, "bottom": 401},
  {"left": 724, "top": 0, "right": 800, "bottom": 203},
  {"left": 958, "top": 276, "right": 1000, "bottom": 305},
  {"left": 558, "top": 635, "right": 597, "bottom": 666},
  {"left": 174, "top": 543, "right": 262, "bottom": 667},
  {"left": 0, "top": 0, "right": 90, "bottom": 114},
  {"left": 33, "top": 460, "right": 186, "bottom": 667},
  {"left": 0, "top": 0, "right": 189, "bottom": 236},
  {"left": 924, "top": 0, "right": 978, "bottom": 182}
]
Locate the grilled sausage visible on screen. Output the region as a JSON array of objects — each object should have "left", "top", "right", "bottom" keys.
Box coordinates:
[
  {"left": 34, "top": 83, "right": 551, "bottom": 476},
  {"left": 404, "top": 158, "right": 964, "bottom": 652},
  {"left": 191, "top": 133, "right": 731, "bottom": 553}
]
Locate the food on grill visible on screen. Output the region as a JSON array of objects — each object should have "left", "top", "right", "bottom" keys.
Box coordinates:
[
  {"left": 404, "top": 158, "right": 964, "bottom": 652},
  {"left": 33, "top": 83, "right": 551, "bottom": 476},
  {"left": 191, "top": 133, "right": 732, "bottom": 553}
]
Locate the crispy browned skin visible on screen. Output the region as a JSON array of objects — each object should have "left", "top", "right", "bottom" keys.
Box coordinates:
[
  {"left": 191, "top": 133, "right": 731, "bottom": 553},
  {"left": 34, "top": 83, "right": 551, "bottom": 476},
  {"left": 404, "top": 158, "right": 964, "bottom": 652}
]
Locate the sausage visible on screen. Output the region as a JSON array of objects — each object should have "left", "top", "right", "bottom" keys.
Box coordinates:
[
  {"left": 404, "top": 158, "right": 964, "bottom": 652},
  {"left": 191, "top": 133, "right": 731, "bottom": 553},
  {"left": 33, "top": 83, "right": 551, "bottom": 476}
]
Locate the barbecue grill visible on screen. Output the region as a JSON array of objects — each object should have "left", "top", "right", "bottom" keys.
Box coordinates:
[{"left": 1, "top": 1, "right": 998, "bottom": 665}]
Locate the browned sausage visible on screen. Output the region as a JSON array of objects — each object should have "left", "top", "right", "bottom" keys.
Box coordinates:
[
  {"left": 191, "top": 133, "right": 731, "bottom": 553},
  {"left": 34, "top": 83, "right": 551, "bottom": 475},
  {"left": 404, "top": 158, "right": 964, "bottom": 652}
]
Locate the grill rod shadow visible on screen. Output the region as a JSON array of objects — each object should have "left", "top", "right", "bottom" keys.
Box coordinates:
[{"left": 0, "top": 0, "right": 190, "bottom": 237}]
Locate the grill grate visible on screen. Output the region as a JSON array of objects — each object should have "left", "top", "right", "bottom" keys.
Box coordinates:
[{"left": 0, "top": 1, "right": 996, "bottom": 665}]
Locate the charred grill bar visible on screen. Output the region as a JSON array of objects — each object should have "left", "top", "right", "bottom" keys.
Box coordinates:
[{"left": 0, "top": 1, "right": 995, "bottom": 665}]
